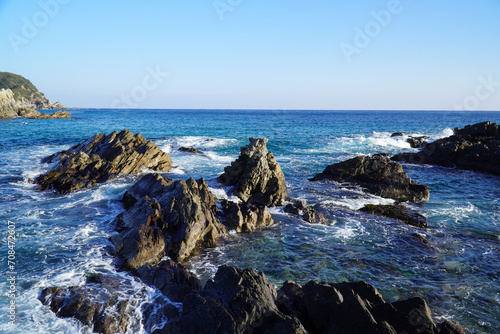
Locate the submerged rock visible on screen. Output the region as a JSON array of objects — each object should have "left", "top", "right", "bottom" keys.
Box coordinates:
[
  {"left": 178, "top": 147, "right": 204, "bottom": 154},
  {"left": 217, "top": 137, "right": 287, "bottom": 206},
  {"left": 284, "top": 200, "right": 328, "bottom": 225},
  {"left": 359, "top": 204, "right": 428, "bottom": 228},
  {"left": 35, "top": 129, "right": 172, "bottom": 194},
  {"left": 310, "top": 153, "right": 430, "bottom": 203},
  {"left": 392, "top": 121, "right": 500, "bottom": 176}
]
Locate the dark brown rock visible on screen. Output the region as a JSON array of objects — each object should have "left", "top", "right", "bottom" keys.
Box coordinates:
[
  {"left": 219, "top": 199, "right": 274, "bottom": 232},
  {"left": 217, "top": 137, "right": 287, "bottom": 206},
  {"left": 359, "top": 204, "right": 428, "bottom": 228},
  {"left": 392, "top": 121, "right": 500, "bottom": 176},
  {"left": 35, "top": 129, "right": 172, "bottom": 194},
  {"left": 407, "top": 136, "right": 429, "bottom": 148},
  {"left": 178, "top": 147, "right": 203, "bottom": 154},
  {"left": 310, "top": 153, "right": 430, "bottom": 202},
  {"left": 277, "top": 280, "right": 463, "bottom": 334},
  {"left": 39, "top": 277, "right": 135, "bottom": 334},
  {"left": 284, "top": 200, "right": 328, "bottom": 225},
  {"left": 117, "top": 174, "right": 227, "bottom": 262}
]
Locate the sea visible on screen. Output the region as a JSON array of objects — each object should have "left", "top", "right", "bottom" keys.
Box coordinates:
[{"left": 0, "top": 109, "right": 499, "bottom": 333}]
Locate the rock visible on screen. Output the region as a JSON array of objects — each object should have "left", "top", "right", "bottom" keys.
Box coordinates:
[
  {"left": 392, "top": 121, "right": 500, "bottom": 176},
  {"left": 29, "top": 110, "right": 72, "bottom": 119},
  {"left": 310, "top": 153, "right": 430, "bottom": 203},
  {"left": 111, "top": 223, "right": 165, "bottom": 270},
  {"left": 219, "top": 199, "right": 274, "bottom": 232},
  {"left": 178, "top": 147, "right": 204, "bottom": 154},
  {"left": 157, "top": 265, "right": 307, "bottom": 334},
  {"left": 35, "top": 129, "right": 172, "bottom": 194},
  {"left": 391, "top": 132, "right": 404, "bottom": 137},
  {"left": 284, "top": 200, "right": 328, "bottom": 225},
  {"left": 359, "top": 204, "right": 428, "bottom": 228},
  {"left": 138, "top": 259, "right": 202, "bottom": 303},
  {"left": 407, "top": 136, "right": 429, "bottom": 148},
  {"left": 39, "top": 276, "right": 135, "bottom": 334},
  {"left": 277, "top": 280, "right": 464, "bottom": 334},
  {"left": 217, "top": 137, "right": 287, "bottom": 206},
  {"left": 117, "top": 174, "right": 227, "bottom": 261},
  {"left": 0, "top": 89, "right": 19, "bottom": 119},
  {"left": 17, "top": 106, "right": 41, "bottom": 118}
]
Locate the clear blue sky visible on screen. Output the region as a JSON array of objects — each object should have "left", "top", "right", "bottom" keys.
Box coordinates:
[{"left": 1, "top": 0, "right": 499, "bottom": 110}]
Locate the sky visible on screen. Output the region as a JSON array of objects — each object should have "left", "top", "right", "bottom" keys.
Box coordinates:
[{"left": 0, "top": 0, "right": 499, "bottom": 110}]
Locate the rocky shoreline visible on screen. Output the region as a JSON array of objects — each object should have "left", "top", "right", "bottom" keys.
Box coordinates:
[{"left": 31, "top": 125, "right": 491, "bottom": 333}]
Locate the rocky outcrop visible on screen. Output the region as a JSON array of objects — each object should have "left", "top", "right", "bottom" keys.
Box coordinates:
[
  {"left": 277, "top": 280, "right": 464, "bottom": 334},
  {"left": 39, "top": 276, "right": 136, "bottom": 334},
  {"left": 114, "top": 174, "right": 227, "bottom": 263},
  {"left": 392, "top": 121, "right": 500, "bottom": 176},
  {"left": 218, "top": 199, "right": 274, "bottom": 232},
  {"left": 310, "top": 153, "right": 430, "bottom": 203},
  {"left": 156, "top": 265, "right": 307, "bottom": 334},
  {"left": 0, "top": 89, "right": 18, "bottom": 119},
  {"left": 407, "top": 136, "right": 429, "bottom": 148},
  {"left": 114, "top": 173, "right": 275, "bottom": 265},
  {"left": 217, "top": 137, "right": 287, "bottom": 206},
  {"left": 28, "top": 110, "right": 72, "bottom": 119},
  {"left": 178, "top": 147, "right": 204, "bottom": 154},
  {"left": 284, "top": 200, "right": 328, "bottom": 225},
  {"left": 35, "top": 129, "right": 172, "bottom": 194},
  {"left": 359, "top": 204, "right": 428, "bottom": 228}
]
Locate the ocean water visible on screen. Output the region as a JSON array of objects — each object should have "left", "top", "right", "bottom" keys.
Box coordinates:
[{"left": 0, "top": 109, "right": 499, "bottom": 333}]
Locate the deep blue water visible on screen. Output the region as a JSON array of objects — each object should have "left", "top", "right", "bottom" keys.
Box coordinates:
[{"left": 0, "top": 109, "right": 499, "bottom": 333}]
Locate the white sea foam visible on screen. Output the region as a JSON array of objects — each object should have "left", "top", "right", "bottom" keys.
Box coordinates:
[{"left": 319, "top": 196, "right": 395, "bottom": 211}]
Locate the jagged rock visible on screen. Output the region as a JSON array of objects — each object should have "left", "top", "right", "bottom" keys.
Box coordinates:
[
  {"left": 117, "top": 174, "right": 227, "bottom": 262},
  {"left": 29, "top": 110, "right": 72, "bottom": 119},
  {"left": 219, "top": 199, "right": 273, "bottom": 232},
  {"left": 277, "top": 280, "right": 464, "bottom": 334},
  {"left": 138, "top": 259, "right": 202, "bottom": 303},
  {"left": 310, "top": 153, "right": 430, "bottom": 203},
  {"left": 0, "top": 89, "right": 18, "bottom": 119},
  {"left": 156, "top": 265, "right": 307, "bottom": 334},
  {"left": 359, "top": 204, "right": 428, "bottom": 228},
  {"left": 284, "top": 200, "right": 328, "bottom": 225},
  {"left": 111, "top": 223, "right": 165, "bottom": 270},
  {"left": 407, "top": 136, "right": 429, "bottom": 148},
  {"left": 39, "top": 276, "right": 135, "bottom": 334},
  {"left": 217, "top": 137, "right": 287, "bottom": 207},
  {"left": 178, "top": 147, "right": 204, "bottom": 154},
  {"left": 392, "top": 121, "right": 500, "bottom": 176},
  {"left": 35, "top": 129, "right": 172, "bottom": 194}
]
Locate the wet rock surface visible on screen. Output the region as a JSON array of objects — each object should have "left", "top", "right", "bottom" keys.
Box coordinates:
[
  {"left": 217, "top": 137, "right": 287, "bottom": 206},
  {"left": 310, "top": 153, "right": 430, "bottom": 203},
  {"left": 35, "top": 129, "right": 172, "bottom": 194},
  {"left": 392, "top": 121, "right": 500, "bottom": 176},
  {"left": 359, "top": 204, "right": 429, "bottom": 228},
  {"left": 284, "top": 200, "right": 328, "bottom": 225}
]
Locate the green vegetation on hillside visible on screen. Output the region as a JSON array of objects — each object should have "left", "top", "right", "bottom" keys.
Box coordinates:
[{"left": 0, "top": 72, "right": 47, "bottom": 103}]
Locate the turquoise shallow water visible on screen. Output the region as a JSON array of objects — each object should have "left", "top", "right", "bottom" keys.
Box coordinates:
[{"left": 0, "top": 109, "right": 499, "bottom": 333}]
